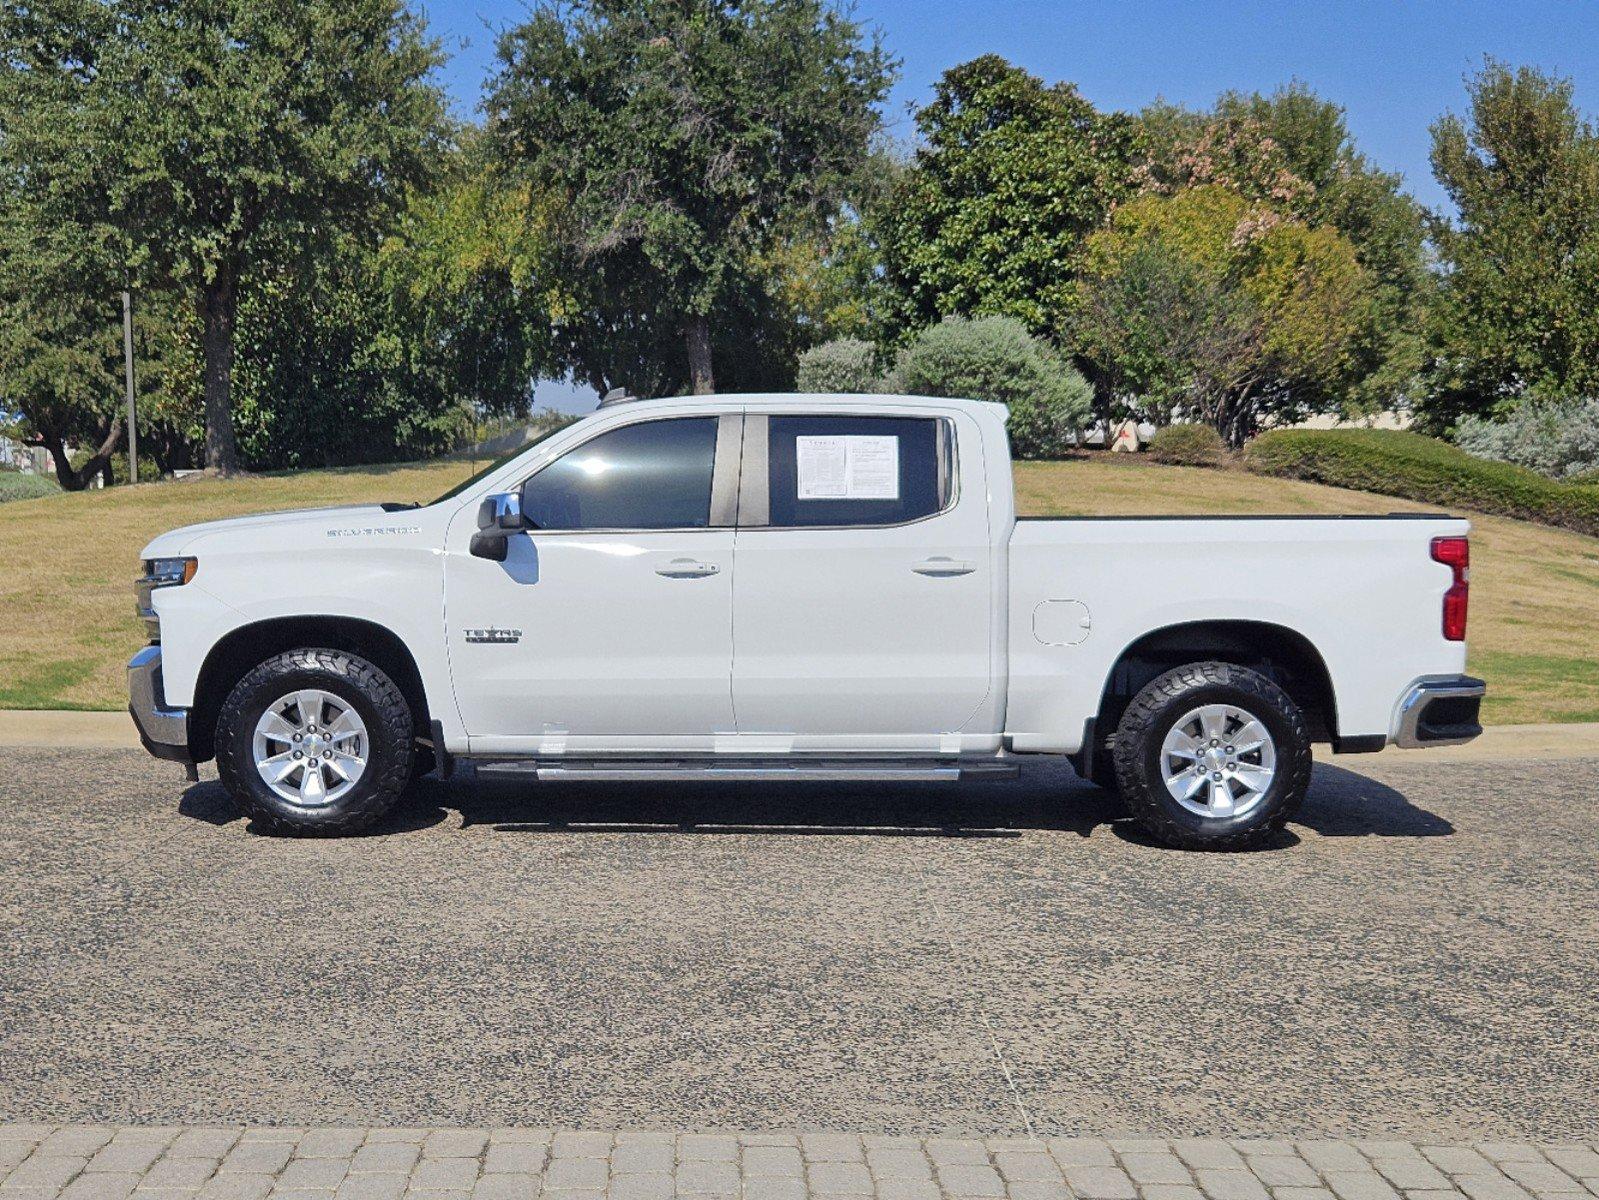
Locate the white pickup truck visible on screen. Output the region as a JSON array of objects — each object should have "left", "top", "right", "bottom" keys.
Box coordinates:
[{"left": 131, "top": 393, "right": 1484, "bottom": 849}]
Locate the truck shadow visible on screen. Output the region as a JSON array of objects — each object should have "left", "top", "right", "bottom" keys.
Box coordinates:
[
  {"left": 175, "top": 761, "right": 1451, "bottom": 844},
  {"left": 179, "top": 758, "right": 1452, "bottom": 846}
]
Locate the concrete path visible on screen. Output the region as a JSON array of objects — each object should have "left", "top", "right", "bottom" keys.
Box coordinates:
[
  {"left": 2, "top": 711, "right": 1597, "bottom": 763},
  {"left": 1, "top": 1127, "right": 1597, "bottom": 1200}
]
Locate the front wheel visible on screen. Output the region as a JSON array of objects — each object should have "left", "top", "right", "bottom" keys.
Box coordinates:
[
  {"left": 214, "top": 648, "right": 414, "bottom": 836},
  {"left": 1113, "top": 662, "right": 1311, "bottom": 850}
]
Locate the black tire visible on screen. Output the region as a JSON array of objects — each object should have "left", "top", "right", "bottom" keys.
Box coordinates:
[
  {"left": 1112, "top": 661, "right": 1311, "bottom": 851},
  {"left": 214, "top": 648, "right": 414, "bottom": 836}
]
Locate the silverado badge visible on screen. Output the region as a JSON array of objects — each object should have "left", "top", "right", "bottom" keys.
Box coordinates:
[{"left": 464, "top": 627, "right": 522, "bottom": 644}]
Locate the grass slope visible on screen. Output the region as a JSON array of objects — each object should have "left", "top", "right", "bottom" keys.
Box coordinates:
[{"left": 3, "top": 454, "right": 1594, "bottom": 723}]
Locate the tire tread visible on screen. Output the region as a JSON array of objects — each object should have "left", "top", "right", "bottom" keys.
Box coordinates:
[
  {"left": 214, "top": 648, "right": 413, "bottom": 836},
  {"left": 1112, "top": 661, "right": 1312, "bottom": 850}
]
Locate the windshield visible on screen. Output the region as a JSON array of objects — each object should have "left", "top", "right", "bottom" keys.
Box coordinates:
[{"left": 426, "top": 423, "right": 572, "bottom": 506}]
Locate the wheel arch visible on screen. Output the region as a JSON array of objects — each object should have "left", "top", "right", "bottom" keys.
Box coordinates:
[
  {"left": 189, "top": 616, "right": 430, "bottom": 762},
  {"left": 1092, "top": 620, "right": 1339, "bottom": 745}
]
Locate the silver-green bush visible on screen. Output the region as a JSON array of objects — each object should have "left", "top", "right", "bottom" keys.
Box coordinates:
[
  {"left": 0, "top": 471, "right": 60, "bottom": 503},
  {"left": 795, "top": 337, "right": 881, "bottom": 394},
  {"left": 1456, "top": 397, "right": 1599, "bottom": 480},
  {"left": 888, "top": 316, "right": 1092, "bottom": 458}
]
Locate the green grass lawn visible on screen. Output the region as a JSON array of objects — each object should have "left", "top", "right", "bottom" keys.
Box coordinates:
[{"left": 3, "top": 453, "right": 1595, "bottom": 724}]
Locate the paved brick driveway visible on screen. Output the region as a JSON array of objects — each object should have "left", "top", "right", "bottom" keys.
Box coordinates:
[{"left": 3, "top": 1127, "right": 1599, "bottom": 1200}]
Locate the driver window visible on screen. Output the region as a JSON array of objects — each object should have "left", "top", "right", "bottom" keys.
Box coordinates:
[{"left": 520, "top": 417, "right": 719, "bottom": 530}]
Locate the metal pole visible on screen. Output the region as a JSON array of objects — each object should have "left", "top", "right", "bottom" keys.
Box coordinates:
[{"left": 121, "top": 290, "right": 137, "bottom": 482}]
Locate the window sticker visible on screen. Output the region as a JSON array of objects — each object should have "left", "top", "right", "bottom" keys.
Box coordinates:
[{"left": 795, "top": 435, "right": 899, "bottom": 500}]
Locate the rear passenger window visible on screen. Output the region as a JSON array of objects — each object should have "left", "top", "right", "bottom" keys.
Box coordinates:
[{"left": 766, "top": 415, "right": 951, "bottom": 528}]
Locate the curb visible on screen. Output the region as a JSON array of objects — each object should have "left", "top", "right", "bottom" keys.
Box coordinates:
[{"left": 3, "top": 710, "right": 1597, "bottom": 763}]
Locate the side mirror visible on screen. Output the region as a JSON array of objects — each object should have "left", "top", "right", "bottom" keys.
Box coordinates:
[
  {"left": 470, "top": 492, "right": 525, "bottom": 561},
  {"left": 478, "top": 491, "right": 524, "bottom": 531}
]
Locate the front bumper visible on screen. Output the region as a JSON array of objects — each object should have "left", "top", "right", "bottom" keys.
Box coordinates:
[
  {"left": 1394, "top": 675, "right": 1486, "bottom": 749},
  {"left": 128, "top": 645, "right": 193, "bottom": 764}
]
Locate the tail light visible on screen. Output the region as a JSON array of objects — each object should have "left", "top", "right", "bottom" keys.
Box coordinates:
[{"left": 1431, "top": 536, "right": 1470, "bottom": 641}]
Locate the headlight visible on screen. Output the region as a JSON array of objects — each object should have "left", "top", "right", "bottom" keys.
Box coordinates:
[
  {"left": 136, "top": 557, "right": 197, "bottom": 638},
  {"left": 144, "top": 557, "right": 199, "bottom": 588}
]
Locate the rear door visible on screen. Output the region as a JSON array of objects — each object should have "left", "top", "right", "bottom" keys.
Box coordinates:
[{"left": 729, "top": 407, "right": 995, "bottom": 752}]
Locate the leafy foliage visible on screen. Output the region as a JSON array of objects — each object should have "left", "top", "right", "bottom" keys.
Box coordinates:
[
  {"left": 795, "top": 338, "right": 881, "bottom": 394},
  {"left": 1078, "top": 186, "right": 1377, "bottom": 445},
  {"left": 1, "top": 0, "right": 449, "bottom": 472},
  {"left": 1456, "top": 398, "right": 1599, "bottom": 481},
  {"left": 1134, "top": 84, "right": 1429, "bottom": 419},
  {"left": 878, "top": 55, "right": 1140, "bottom": 340},
  {"left": 1147, "top": 424, "right": 1227, "bottom": 467},
  {"left": 1426, "top": 60, "right": 1599, "bottom": 426},
  {"left": 888, "top": 316, "right": 1091, "bottom": 458},
  {"left": 1244, "top": 428, "right": 1599, "bottom": 537},
  {"left": 486, "top": 0, "right": 894, "bottom": 396}
]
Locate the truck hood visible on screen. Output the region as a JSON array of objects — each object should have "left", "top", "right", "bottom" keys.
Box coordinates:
[{"left": 139, "top": 504, "right": 406, "bottom": 559}]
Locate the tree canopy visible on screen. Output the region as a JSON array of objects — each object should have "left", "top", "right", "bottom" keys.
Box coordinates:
[
  {"left": 1078, "top": 186, "right": 1377, "bottom": 444},
  {"left": 878, "top": 55, "right": 1140, "bottom": 340},
  {"left": 1426, "top": 59, "right": 1599, "bottom": 427},
  {"left": 4, "top": 14, "right": 1595, "bottom": 479},
  {"left": 485, "top": 0, "right": 895, "bottom": 397},
  {"left": 1, "top": 0, "right": 450, "bottom": 473},
  {"left": 1134, "top": 83, "right": 1430, "bottom": 419}
]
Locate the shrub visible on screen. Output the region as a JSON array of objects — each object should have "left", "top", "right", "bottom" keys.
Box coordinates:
[
  {"left": 0, "top": 471, "right": 60, "bottom": 504},
  {"left": 1243, "top": 428, "right": 1599, "bottom": 537},
  {"left": 1455, "top": 397, "right": 1599, "bottom": 480},
  {"left": 795, "top": 337, "right": 882, "bottom": 394},
  {"left": 889, "top": 316, "right": 1092, "bottom": 458},
  {"left": 1147, "top": 423, "right": 1226, "bottom": 467}
]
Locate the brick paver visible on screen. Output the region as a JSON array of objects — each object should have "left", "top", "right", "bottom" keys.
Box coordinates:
[{"left": 1, "top": 1129, "right": 1596, "bottom": 1200}]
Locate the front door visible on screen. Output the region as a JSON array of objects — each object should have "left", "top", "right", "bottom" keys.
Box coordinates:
[
  {"left": 446, "top": 413, "right": 741, "bottom": 754},
  {"left": 730, "top": 408, "right": 996, "bottom": 753}
]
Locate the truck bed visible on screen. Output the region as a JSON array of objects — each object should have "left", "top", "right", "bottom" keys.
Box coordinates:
[{"left": 1003, "top": 513, "right": 1470, "bottom": 752}]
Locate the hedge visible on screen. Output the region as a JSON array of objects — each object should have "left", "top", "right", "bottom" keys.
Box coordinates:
[
  {"left": 1147, "top": 423, "right": 1226, "bottom": 467},
  {"left": 1243, "top": 428, "right": 1599, "bottom": 538},
  {"left": 0, "top": 472, "right": 60, "bottom": 504}
]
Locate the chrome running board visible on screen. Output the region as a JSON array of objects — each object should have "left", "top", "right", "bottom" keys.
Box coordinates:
[{"left": 473, "top": 757, "right": 1019, "bottom": 783}]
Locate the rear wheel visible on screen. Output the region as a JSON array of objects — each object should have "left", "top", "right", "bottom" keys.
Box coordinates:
[
  {"left": 1113, "top": 661, "right": 1311, "bottom": 850},
  {"left": 215, "top": 648, "right": 414, "bottom": 836}
]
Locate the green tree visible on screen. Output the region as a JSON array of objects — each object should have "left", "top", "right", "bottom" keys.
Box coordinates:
[
  {"left": 3, "top": 0, "right": 448, "bottom": 474},
  {"left": 1427, "top": 59, "right": 1599, "bottom": 425},
  {"left": 379, "top": 140, "right": 560, "bottom": 429},
  {"left": 1078, "top": 186, "right": 1377, "bottom": 445},
  {"left": 486, "top": 0, "right": 894, "bottom": 397},
  {"left": 0, "top": 261, "right": 128, "bottom": 489},
  {"left": 879, "top": 55, "right": 1141, "bottom": 340},
  {"left": 1137, "top": 84, "right": 1430, "bottom": 416}
]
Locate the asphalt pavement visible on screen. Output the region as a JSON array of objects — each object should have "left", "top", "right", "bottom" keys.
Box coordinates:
[{"left": 1, "top": 748, "right": 1594, "bottom": 1139}]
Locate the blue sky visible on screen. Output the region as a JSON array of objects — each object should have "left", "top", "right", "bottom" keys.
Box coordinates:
[{"left": 416, "top": 0, "right": 1599, "bottom": 410}]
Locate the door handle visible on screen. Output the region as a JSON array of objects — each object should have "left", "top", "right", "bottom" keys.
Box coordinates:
[
  {"left": 913, "top": 556, "right": 976, "bottom": 577},
  {"left": 656, "top": 558, "right": 721, "bottom": 579}
]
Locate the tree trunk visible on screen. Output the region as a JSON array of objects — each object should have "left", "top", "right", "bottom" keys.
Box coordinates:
[
  {"left": 32, "top": 421, "right": 122, "bottom": 491},
  {"left": 684, "top": 315, "right": 715, "bottom": 395},
  {"left": 198, "top": 264, "right": 241, "bottom": 474}
]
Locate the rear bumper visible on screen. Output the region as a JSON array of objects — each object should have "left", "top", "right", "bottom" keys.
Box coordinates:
[
  {"left": 1394, "top": 675, "right": 1486, "bottom": 749},
  {"left": 128, "top": 645, "right": 193, "bottom": 764}
]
